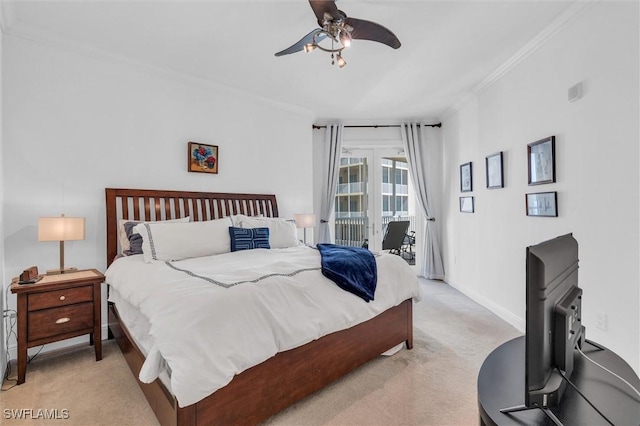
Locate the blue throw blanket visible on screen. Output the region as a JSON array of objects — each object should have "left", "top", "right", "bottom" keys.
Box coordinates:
[{"left": 316, "top": 243, "right": 377, "bottom": 302}]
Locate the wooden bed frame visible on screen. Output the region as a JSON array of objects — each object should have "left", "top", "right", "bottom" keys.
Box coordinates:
[{"left": 105, "top": 188, "right": 413, "bottom": 425}]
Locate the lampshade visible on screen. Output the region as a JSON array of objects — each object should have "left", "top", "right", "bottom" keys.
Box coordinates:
[
  {"left": 38, "top": 215, "right": 85, "bottom": 275},
  {"left": 293, "top": 214, "right": 316, "bottom": 229},
  {"left": 38, "top": 217, "right": 85, "bottom": 242}
]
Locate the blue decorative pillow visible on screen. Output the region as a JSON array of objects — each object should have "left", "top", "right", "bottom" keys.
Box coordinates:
[
  {"left": 123, "top": 221, "right": 144, "bottom": 255},
  {"left": 229, "top": 227, "right": 270, "bottom": 252}
]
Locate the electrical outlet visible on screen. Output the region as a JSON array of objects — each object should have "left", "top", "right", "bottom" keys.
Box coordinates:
[{"left": 596, "top": 311, "right": 607, "bottom": 331}]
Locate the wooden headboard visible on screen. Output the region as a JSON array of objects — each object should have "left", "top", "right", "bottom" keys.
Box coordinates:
[{"left": 105, "top": 188, "right": 279, "bottom": 266}]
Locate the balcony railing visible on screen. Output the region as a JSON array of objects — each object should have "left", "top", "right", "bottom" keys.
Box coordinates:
[
  {"left": 381, "top": 183, "right": 408, "bottom": 195},
  {"left": 334, "top": 217, "right": 369, "bottom": 247},
  {"left": 338, "top": 182, "right": 407, "bottom": 196},
  {"left": 336, "top": 182, "right": 365, "bottom": 194},
  {"left": 334, "top": 215, "right": 416, "bottom": 247},
  {"left": 340, "top": 158, "right": 364, "bottom": 166}
]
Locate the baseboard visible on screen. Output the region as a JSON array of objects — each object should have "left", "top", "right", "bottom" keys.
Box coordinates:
[
  {"left": 446, "top": 279, "right": 525, "bottom": 332},
  {"left": 5, "top": 324, "right": 110, "bottom": 364}
]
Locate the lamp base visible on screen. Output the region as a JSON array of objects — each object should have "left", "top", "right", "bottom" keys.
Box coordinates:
[{"left": 46, "top": 267, "right": 78, "bottom": 275}]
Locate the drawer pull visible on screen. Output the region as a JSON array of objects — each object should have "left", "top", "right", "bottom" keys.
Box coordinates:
[
  {"left": 55, "top": 317, "right": 71, "bottom": 324},
  {"left": 59, "top": 295, "right": 66, "bottom": 301}
]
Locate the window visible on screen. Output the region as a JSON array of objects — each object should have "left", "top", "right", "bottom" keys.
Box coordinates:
[
  {"left": 383, "top": 195, "right": 390, "bottom": 214},
  {"left": 382, "top": 167, "right": 391, "bottom": 184}
]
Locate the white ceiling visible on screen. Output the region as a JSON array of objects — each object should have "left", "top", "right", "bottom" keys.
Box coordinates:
[{"left": 3, "top": 0, "right": 578, "bottom": 121}]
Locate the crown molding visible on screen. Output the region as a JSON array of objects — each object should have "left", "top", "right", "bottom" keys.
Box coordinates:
[
  {"left": 473, "top": 0, "right": 597, "bottom": 95},
  {"left": 4, "top": 22, "right": 314, "bottom": 119},
  {"left": 443, "top": 0, "right": 597, "bottom": 118},
  {"left": 0, "top": 1, "right": 18, "bottom": 32}
]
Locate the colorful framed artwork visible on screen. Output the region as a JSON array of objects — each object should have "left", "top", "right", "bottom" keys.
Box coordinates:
[
  {"left": 188, "top": 142, "right": 218, "bottom": 174},
  {"left": 526, "top": 191, "right": 558, "bottom": 217},
  {"left": 460, "top": 162, "right": 473, "bottom": 192},
  {"left": 486, "top": 151, "right": 504, "bottom": 189},
  {"left": 527, "top": 136, "right": 555, "bottom": 185},
  {"left": 460, "top": 196, "right": 474, "bottom": 213}
]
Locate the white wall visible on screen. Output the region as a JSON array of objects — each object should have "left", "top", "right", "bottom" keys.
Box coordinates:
[
  {"left": 2, "top": 34, "right": 314, "bottom": 356},
  {"left": 442, "top": 2, "right": 639, "bottom": 373},
  {"left": 0, "top": 4, "right": 6, "bottom": 381}
]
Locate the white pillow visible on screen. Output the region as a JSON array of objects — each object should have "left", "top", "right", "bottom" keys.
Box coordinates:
[
  {"left": 239, "top": 216, "right": 300, "bottom": 249},
  {"left": 134, "top": 217, "right": 232, "bottom": 262},
  {"left": 230, "top": 213, "right": 263, "bottom": 227},
  {"left": 230, "top": 214, "right": 248, "bottom": 227},
  {"left": 118, "top": 216, "right": 190, "bottom": 253}
]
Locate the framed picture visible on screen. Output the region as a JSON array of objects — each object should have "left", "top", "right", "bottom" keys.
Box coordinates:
[
  {"left": 485, "top": 151, "right": 504, "bottom": 189},
  {"left": 527, "top": 136, "right": 555, "bottom": 185},
  {"left": 459, "top": 196, "right": 474, "bottom": 213},
  {"left": 526, "top": 192, "right": 558, "bottom": 217},
  {"left": 188, "top": 142, "right": 219, "bottom": 174},
  {"left": 460, "top": 162, "right": 473, "bottom": 192}
]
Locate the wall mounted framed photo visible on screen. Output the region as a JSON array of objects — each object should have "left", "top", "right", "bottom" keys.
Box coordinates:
[
  {"left": 459, "top": 196, "right": 474, "bottom": 213},
  {"left": 527, "top": 136, "right": 555, "bottom": 185},
  {"left": 460, "top": 162, "right": 473, "bottom": 192},
  {"left": 485, "top": 151, "right": 504, "bottom": 189},
  {"left": 188, "top": 142, "right": 218, "bottom": 174},
  {"left": 526, "top": 191, "right": 557, "bottom": 217}
]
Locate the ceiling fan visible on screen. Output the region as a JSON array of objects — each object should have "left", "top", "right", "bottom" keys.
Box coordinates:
[{"left": 275, "top": 0, "right": 401, "bottom": 68}]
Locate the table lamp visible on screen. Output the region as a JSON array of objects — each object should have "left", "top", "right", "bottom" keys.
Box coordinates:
[
  {"left": 293, "top": 213, "right": 316, "bottom": 245},
  {"left": 38, "top": 214, "right": 85, "bottom": 274}
]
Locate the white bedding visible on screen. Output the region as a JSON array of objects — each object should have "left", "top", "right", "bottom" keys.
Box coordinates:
[
  {"left": 108, "top": 288, "right": 173, "bottom": 391},
  {"left": 105, "top": 245, "right": 421, "bottom": 407}
]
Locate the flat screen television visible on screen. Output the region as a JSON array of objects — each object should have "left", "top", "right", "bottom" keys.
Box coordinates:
[{"left": 525, "top": 233, "right": 584, "bottom": 409}]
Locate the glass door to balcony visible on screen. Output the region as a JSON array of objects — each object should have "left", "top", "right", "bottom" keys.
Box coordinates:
[
  {"left": 335, "top": 148, "right": 417, "bottom": 265},
  {"left": 334, "top": 152, "right": 371, "bottom": 248}
]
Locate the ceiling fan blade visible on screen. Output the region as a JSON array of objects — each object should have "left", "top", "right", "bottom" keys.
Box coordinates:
[
  {"left": 345, "top": 17, "right": 401, "bottom": 49},
  {"left": 309, "top": 0, "right": 341, "bottom": 25},
  {"left": 274, "top": 29, "right": 326, "bottom": 56}
]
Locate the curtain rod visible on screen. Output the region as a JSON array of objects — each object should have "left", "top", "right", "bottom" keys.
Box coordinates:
[{"left": 312, "top": 123, "right": 442, "bottom": 129}]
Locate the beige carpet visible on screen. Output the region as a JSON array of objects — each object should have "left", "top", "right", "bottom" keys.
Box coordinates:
[{"left": 1, "top": 280, "right": 520, "bottom": 425}]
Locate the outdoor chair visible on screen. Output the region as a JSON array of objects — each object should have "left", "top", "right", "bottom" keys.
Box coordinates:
[
  {"left": 402, "top": 230, "right": 416, "bottom": 261},
  {"left": 381, "top": 221, "right": 410, "bottom": 256}
]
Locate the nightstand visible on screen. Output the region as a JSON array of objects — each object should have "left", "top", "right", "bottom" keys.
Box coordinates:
[{"left": 10, "top": 269, "right": 104, "bottom": 384}]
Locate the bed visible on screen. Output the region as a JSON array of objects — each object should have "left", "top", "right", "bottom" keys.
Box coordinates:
[{"left": 105, "top": 187, "right": 419, "bottom": 425}]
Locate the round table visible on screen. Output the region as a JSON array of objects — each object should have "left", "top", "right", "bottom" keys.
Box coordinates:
[{"left": 478, "top": 336, "right": 640, "bottom": 425}]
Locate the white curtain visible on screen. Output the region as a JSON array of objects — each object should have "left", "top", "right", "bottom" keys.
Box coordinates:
[
  {"left": 318, "top": 123, "right": 344, "bottom": 243},
  {"left": 401, "top": 122, "right": 445, "bottom": 280}
]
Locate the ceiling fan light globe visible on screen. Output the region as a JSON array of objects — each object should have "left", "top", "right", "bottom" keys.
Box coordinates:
[
  {"left": 337, "top": 54, "right": 346, "bottom": 68},
  {"left": 304, "top": 43, "right": 316, "bottom": 53}
]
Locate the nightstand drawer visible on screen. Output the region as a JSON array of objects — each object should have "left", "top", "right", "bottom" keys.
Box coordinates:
[
  {"left": 28, "top": 286, "right": 93, "bottom": 311},
  {"left": 28, "top": 302, "right": 94, "bottom": 341}
]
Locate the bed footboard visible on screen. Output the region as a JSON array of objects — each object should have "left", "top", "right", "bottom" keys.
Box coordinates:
[{"left": 109, "top": 299, "right": 413, "bottom": 426}]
